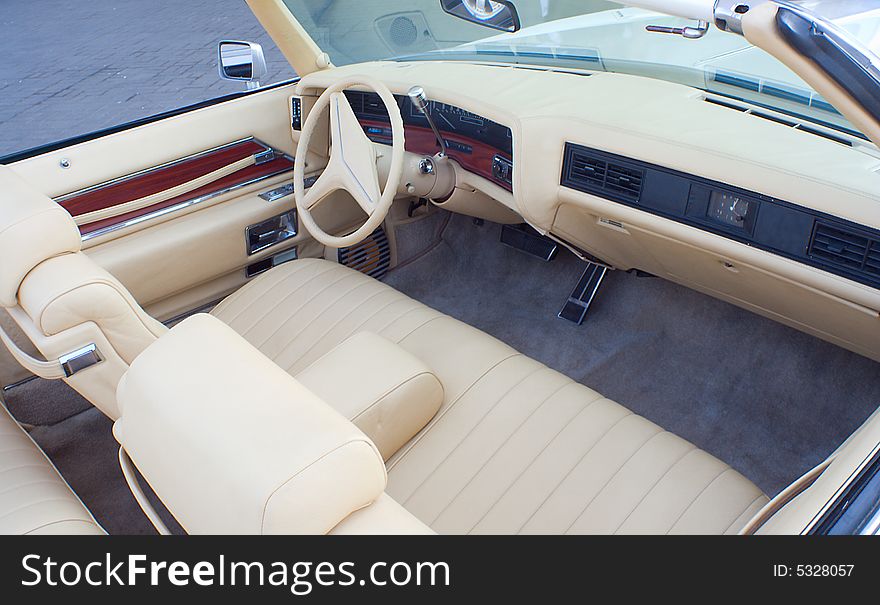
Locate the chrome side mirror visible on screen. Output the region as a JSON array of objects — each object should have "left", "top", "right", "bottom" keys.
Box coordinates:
[
  {"left": 439, "top": 0, "right": 520, "bottom": 33},
  {"left": 218, "top": 40, "right": 268, "bottom": 90}
]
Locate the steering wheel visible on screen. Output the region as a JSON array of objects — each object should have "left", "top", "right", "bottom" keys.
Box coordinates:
[{"left": 294, "top": 76, "right": 405, "bottom": 248}]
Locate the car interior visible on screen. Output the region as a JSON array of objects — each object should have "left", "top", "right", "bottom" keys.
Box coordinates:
[{"left": 1, "top": 0, "right": 879, "bottom": 535}]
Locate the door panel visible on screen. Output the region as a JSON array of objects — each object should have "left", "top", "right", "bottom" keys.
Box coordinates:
[
  {"left": 3, "top": 82, "right": 361, "bottom": 324},
  {"left": 59, "top": 138, "right": 293, "bottom": 238}
]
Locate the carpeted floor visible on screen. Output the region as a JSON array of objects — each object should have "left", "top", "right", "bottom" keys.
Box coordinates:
[
  {"left": 384, "top": 214, "right": 880, "bottom": 496},
  {"left": 5, "top": 211, "right": 880, "bottom": 532}
]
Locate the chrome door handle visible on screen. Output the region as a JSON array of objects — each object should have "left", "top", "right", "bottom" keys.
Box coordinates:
[{"left": 246, "top": 209, "right": 297, "bottom": 255}]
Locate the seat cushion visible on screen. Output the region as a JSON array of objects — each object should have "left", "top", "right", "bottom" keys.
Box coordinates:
[
  {"left": 212, "top": 258, "right": 768, "bottom": 534},
  {"left": 0, "top": 401, "right": 104, "bottom": 535}
]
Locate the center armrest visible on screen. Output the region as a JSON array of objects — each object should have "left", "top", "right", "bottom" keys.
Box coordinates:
[
  {"left": 113, "top": 313, "right": 387, "bottom": 535},
  {"left": 296, "top": 331, "right": 444, "bottom": 460}
]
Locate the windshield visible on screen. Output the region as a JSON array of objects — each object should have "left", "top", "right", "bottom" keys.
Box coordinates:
[{"left": 281, "top": 0, "right": 880, "bottom": 136}]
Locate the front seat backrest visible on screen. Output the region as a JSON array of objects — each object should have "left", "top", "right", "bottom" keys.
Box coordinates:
[{"left": 0, "top": 165, "right": 166, "bottom": 418}]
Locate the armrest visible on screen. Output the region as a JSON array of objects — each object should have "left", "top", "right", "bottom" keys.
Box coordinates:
[
  {"left": 113, "top": 313, "right": 386, "bottom": 535},
  {"left": 297, "top": 332, "right": 443, "bottom": 460}
]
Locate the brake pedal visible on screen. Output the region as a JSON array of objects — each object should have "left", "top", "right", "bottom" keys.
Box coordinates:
[
  {"left": 500, "top": 224, "right": 558, "bottom": 261},
  {"left": 558, "top": 262, "right": 608, "bottom": 324}
]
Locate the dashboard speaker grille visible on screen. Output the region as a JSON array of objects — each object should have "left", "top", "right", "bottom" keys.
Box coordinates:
[
  {"left": 562, "top": 143, "right": 644, "bottom": 202},
  {"left": 338, "top": 227, "right": 391, "bottom": 280},
  {"left": 809, "top": 222, "right": 879, "bottom": 279}
]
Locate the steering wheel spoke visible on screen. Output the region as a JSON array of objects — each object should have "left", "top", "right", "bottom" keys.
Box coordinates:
[
  {"left": 328, "top": 92, "right": 382, "bottom": 214},
  {"left": 293, "top": 76, "right": 405, "bottom": 248},
  {"left": 301, "top": 170, "right": 338, "bottom": 211}
]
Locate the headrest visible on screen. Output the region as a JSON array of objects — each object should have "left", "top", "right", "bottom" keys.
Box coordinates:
[
  {"left": 114, "top": 313, "right": 387, "bottom": 535},
  {"left": 0, "top": 166, "right": 81, "bottom": 307}
]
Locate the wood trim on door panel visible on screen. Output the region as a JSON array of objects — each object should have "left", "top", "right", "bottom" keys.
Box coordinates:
[{"left": 55, "top": 138, "right": 293, "bottom": 238}]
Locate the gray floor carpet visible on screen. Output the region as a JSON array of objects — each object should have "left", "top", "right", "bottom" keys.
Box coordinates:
[
  {"left": 25, "top": 407, "right": 159, "bottom": 534},
  {"left": 3, "top": 386, "right": 183, "bottom": 535},
  {"left": 7, "top": 212, "right": 880, "bottom": 531},
  {"left": 3, "top": 378, "right": 93, "bottom": 426},
  {"left": 384, "top": 214, "right": 880, "bottom": 496}
]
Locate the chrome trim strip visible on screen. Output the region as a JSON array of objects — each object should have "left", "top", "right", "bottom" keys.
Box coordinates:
[
  {"left": 59, "top": 343, "right": 102, "bottom": 378},
  {"left": 861, "top": 504, "right": 880, "bottom": 535},
  {"left": 802, "top": 440, "right": 880, "bottom": 535},
  {"left": 80, "top": 168, "right": 292, "bottom": 242},
  {"left": 54, "top": 137, "right": 270, "bottom": 202},
  {"left": 80, "top": 169, "right": 317, "bottom": 243}
]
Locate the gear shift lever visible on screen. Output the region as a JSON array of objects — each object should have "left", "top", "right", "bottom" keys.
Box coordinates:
[{"left": 407, "top": 86, "right": 447, "bottom": 157}]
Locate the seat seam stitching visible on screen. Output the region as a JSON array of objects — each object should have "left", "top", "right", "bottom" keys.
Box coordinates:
[
  {"left": 430, "top": 375, "right": 572, "bottom": 527},
  {"left": 251, "top": 270, "right": 363, "bottom": 349},
  {"left": 0, "top": 498, "right": 89, "bottom": 523},
  {"left": 666, "top": 468, "right": 734, "bottom": 534},
  {"left": 402, "top": 364, "right": 548, "bottom": 507},
  {"left": 281, "top": 289, "right": 404, "bottom": 374},
  {"left": 468, "top": 390, "right": 604, "bottom": 535},
  {"left": 236, "top": 264, "right": 344, "bottom": 337},
  {"left": 215, "top": 260, "right": 317, "bottom": 324},
  {"left": 722, "top": 494, "right": 768, "bottom": 534},
  {"left": 0, "top": 478, "right": 78, "bottom": 497},
  {"left": 386, "top": 352, "right": 522, "bottom": 473},
  {"left": 611, "top": 445, "right": 699, "bottom": 534},
  {"left": 563, "top": 429, "right": 666, "bottom": 535},
  {"left": 290, "top": 298, "right": 420, "bottom": 376},
  {"left": 266, "top": 278, "right": 383, "bottom": 365},
  {"left": 350, "top": 372, "right": 435, "bottom": 424},
  {"left": 24, "top": 518, "right": 101, "bottom": 535},
  {"left": 228, "top": 263, "right": 339, "bottom": 334},
  {"left": 514, "top": 409, "right": 634, "bottom": 534}
]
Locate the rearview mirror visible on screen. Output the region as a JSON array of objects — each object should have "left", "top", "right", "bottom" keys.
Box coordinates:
[
  {"left": 218, "top": 40, "right": 268, "bottom": 90},
  {"left": 440, "top": 0, "right": 520, "bottom": 33}
]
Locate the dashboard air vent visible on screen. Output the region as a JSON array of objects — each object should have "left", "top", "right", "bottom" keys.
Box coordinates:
[
  {"left": 343, "top": 91, "right": 390, "bottom": 120},
  {"left": 809, "top": 222, "right": 880, "bottom": 279},
  {"left": 562, "top": 143, "right": 644, "bottom": 202}
]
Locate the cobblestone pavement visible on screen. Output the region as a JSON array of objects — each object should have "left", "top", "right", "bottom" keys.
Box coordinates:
[{"left": 0, "top": 1, "right": 296, "bottom": 157}]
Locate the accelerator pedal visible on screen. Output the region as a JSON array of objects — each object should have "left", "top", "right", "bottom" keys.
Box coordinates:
[
  {"left": 558, "top": 262, "right": 608, "bottom": 325},
  {"left": 500, "top": 224, "right": 558, "bottom": 261},
  {"left": 338, "top": 226, "right": 391, "bottom": 279}
]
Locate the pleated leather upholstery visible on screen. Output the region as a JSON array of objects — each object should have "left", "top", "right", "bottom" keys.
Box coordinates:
[{"left": 213, "top": 259, "right": 767, "bottom": 534}]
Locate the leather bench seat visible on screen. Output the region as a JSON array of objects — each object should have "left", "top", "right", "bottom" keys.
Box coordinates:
[
  {"left": 212, "top": 259, "right": 769, "bottom": 534},
  {"left": 0, "top": 402, "right": 104, "bottom": 535}
]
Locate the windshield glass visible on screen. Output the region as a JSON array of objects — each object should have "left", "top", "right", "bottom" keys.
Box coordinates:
[{"left": 281, "top": 0, "right": 880, "bottom": 136}]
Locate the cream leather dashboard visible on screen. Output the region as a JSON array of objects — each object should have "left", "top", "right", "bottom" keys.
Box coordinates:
[{"left": 299, "top": 61, "right": 880, "bottom": 361}]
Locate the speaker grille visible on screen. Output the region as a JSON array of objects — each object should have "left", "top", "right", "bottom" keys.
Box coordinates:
[
  {"left": 338, "top": 227, "right": 391, "bottom": 279},
  {"left": 390, "top": 16, "right": 418, "bottom": 47}
]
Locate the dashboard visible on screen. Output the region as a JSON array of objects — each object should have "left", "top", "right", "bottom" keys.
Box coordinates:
[
  {"left": 342, "top": 90, "right": 514, "bottom": 192},
  {"left": 296, "top": 61, "right": 880, "bottom": 362},
  {"left": 561, "top": 143, "right": 880, "bottom": 290}
]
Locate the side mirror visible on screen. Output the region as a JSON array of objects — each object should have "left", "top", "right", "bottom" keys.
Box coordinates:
[
  {"left": 440, "top": 0, "right": 520, "bottom": 32},
  {"left": 218, "top": 40, "right": 268, "bottom": 90}
]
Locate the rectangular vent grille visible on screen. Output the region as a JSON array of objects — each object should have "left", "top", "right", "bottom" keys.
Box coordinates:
[
  {"left": 338, "top": 227, "right": 391, "bottom": 280},
  {"left": 562, "top": 144, "right": 644, "bottom": 202},
  {"left": 809, "top": 222, "right": 880, "bottom": 279},
  {"left": 343, "top": 90, "right": 389, "bottom": 120}
]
